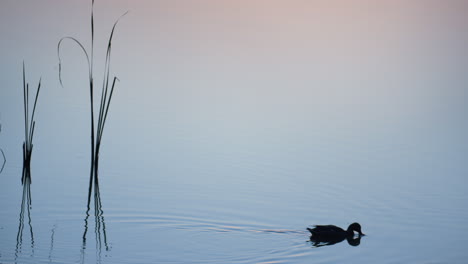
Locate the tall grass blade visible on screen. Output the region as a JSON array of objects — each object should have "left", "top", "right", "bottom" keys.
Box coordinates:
[
  {"left": 99, "top": 77, "right": 118, "bottom": 142},
  {"left": 57, "top": 37, "right": 91, "bottom": 88},
  {"left": 59, "top": 0, "right": 126, "bottom": 216},
  {"left": 96, "top": 11, "right": 128, "bottom": 145},
  {"left": 21, "top": 63, "right": 41, "bottom": 185},
  {"left": 23, "top": 63, "right": 28, "bottom": 148}
]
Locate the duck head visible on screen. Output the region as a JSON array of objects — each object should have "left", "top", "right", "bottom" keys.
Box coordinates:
[{"left": 347, "top": 222, "right": 365, "bottom": 236}]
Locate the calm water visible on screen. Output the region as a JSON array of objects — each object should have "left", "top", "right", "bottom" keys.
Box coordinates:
[
  {"left": 0, "top": 97, "right": 467, "bottom": 263},
  {"left": 1, "top": 1, "right": 468, "bottom": 263}
]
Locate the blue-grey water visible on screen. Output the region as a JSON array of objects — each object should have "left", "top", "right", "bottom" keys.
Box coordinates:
[
  {"left": 0, "top": 95, "right": 467, "bottom": 263},
  {"left": 1, "top": 1, "right": 468, "bottom": 263}
]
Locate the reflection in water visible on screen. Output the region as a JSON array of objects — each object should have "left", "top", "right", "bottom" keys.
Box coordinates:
[
  {"left": 48, "top": 224, "right": 56, "bottom": 264},
  {"left": 0, "top": 122, "right": 5, "bottom": 174},
  {"left": 15, "top": 173, "right": 34, "bottom": 261},
  {"left": 309, "top": 235, "right": 362, "bottom": 248},
  {"left": 0, "top": 147, "right": 5, "bottom": 174},
  {"left": 81, "top": 175, "right": 109, "bottom": 264}
]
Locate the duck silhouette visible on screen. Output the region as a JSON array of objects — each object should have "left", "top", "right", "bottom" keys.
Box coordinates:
[{"left": 307, "top": 223, "right": 365, "bottom": 247}]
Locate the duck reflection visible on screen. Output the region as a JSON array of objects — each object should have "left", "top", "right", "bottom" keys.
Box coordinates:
[
  {"left": 81, "top": 174, "right": 109, "bottom": 264},
  {"left": 15, "top": 171, "right": 34, "bottom": 260},
  {"left": 309, "top": 235, "right": 362, "bottom": 247}
]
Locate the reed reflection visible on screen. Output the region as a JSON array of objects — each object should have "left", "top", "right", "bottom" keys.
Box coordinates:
[
  {"left": 48, "top": 225, "right": 56, "bottom": 263},
  {"left": 81, "top": 175, "right": 109, "bottom": 264},
  {"left": 0, "top": 144, "right": 5, "bottom": 175},
  {"left": 0, "top": 122, "right": 6, "bottom": 174},
  {"left": 15, "top": 174, "right": 34, "bottom": 261}
]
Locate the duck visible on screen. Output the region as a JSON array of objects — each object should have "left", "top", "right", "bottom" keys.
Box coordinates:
[{"left": 307, "top": 223, "right": 365, "bottom": 247}]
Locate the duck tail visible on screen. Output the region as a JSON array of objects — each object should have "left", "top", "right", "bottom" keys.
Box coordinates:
[{"left": 307, "top": 228, "right": 315, "bottom": 234}]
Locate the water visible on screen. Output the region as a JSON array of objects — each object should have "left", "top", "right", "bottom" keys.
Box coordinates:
[
  {"left": 0, "top": 103, "right": 467, "bottom": 263},
  {"left": 1, "top": 1, "right": 468, "bottom": 263}
]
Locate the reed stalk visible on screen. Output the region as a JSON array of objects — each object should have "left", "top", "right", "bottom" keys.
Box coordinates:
[
  {"left": 22, "top": 62, "right": 41, "bottom": 184},
  {"left": 57, "top": 0, "right": 127, "bottom": 209}
]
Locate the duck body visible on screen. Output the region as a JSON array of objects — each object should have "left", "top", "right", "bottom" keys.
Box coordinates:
[
  {"left": 308, "top": 225, "right": 349, "bottom": 239},
  {"left": 307, "top": 223, "right": 364, "bottom": 247}
]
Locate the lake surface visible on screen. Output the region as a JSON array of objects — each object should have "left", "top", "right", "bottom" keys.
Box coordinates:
[
  {"left": 0, "top": 96, "right": 467, "bottom": 263},
  {"left": 1, "top": 1, "right": 468, "bottom": 263}
]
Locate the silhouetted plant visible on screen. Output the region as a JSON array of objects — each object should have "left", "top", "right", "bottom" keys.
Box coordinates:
[
  {"left": 57, "top": 0, "right": 127, "bottom": 209},
  {"left": 22, "top": 62, "right": 41, "bottom": 184}
]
